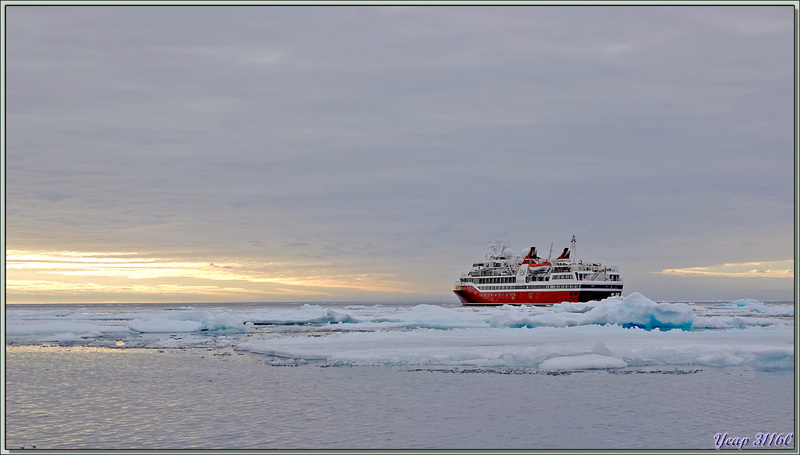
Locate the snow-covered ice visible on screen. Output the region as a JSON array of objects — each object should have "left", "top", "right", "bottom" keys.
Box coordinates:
[{"left": 6, "top": 293, "right": 793, "bottom": 372}]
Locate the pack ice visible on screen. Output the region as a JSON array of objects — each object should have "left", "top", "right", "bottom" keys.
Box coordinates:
[{"left": 6, "top": 293, "right": 793, "bottom": 372}]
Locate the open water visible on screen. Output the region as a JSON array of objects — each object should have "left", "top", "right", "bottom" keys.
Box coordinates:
[{"left": 4, "top": 294, "right": 796, "bottom": 450}]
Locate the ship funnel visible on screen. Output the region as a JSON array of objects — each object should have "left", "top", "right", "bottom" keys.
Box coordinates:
[{"left": 522, "top": 247, "right": 538, "bottom": 265}]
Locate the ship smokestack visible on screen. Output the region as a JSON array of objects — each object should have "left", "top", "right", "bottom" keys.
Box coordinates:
[{"left": 524, "top": 246, "right": 539, "bottom": 264}]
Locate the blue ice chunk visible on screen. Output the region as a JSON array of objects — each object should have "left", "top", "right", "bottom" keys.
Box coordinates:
[{"left": 582, "top": 293, "right": 696, "bottom": 331}]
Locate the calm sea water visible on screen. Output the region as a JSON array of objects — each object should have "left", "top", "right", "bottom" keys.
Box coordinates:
[
  {"left": 4, "top": 346, "right": 794, "bottom": 450},
  {"left": 4, "top": 299, "right": 796, "bottom": 450}
]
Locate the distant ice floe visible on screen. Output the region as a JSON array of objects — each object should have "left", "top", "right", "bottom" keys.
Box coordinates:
[
  {"left": 5, "top": 293, "right": 794, "bottom": 372},
  {"left": 717, "top": 298, "right": 771, "bottom": 313},
  {"left": 129, "top": 309, "right": 247, "bottom": 333}
]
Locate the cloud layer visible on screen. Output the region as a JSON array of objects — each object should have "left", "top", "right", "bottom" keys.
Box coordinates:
[{"left": 5, "top": 5, "right": 795, "bottom": 302}]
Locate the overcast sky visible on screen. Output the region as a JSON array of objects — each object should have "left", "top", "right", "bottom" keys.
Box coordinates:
[{"left": 4, "top": 4, "right": 795, "bottom": 303}]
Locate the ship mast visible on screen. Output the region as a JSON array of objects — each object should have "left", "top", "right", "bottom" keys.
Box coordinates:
[{"left": 571, "top": 235, "right": 576, "bottom": 264}]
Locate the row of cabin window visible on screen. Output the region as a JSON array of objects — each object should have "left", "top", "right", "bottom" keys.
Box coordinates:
[
  {"left": 481, "top": 284, "right": 580, "bottom": 290},
  {"left": 472, "top": 263, "right": 503, "bottom": 268},
  {"left": 472, "top": 277, "right": 516, "bottom": 284},
  {"left": 478, "top": 284, "right": 624, "bottom": 290},
  {"left": 469, "top": 275, "right": 569, "bottom": 284}
]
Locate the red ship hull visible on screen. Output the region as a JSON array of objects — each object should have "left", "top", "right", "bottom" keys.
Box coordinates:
[{"left": 453, "top": 284, "right": 620, "bottom": 306}]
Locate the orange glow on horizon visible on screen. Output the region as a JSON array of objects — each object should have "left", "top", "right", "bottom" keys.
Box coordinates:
[
  {"left": 658, "top": 259, "right": 794, "bottom": 279},
  {"left": 6, "top": 249, "right": 420, "bottom": 303}
]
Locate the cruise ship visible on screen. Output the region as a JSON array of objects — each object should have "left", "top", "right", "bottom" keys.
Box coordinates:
[{"left": 453, "top": 236, "right": 623, "bottom": 305}]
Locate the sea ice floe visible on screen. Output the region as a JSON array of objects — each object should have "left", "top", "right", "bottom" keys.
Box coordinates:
[
  {"left": 717, "top": 298, "right": 770, "bottom": 313},
  {"left": 129, "top": 309, "right": 247, "bottom": 333},
  {"left": 237, "top": 323, "right": 793, "bottom": 371},
  {"left": 538, "top": 354, "right": 628, "bottom": 371},
  {"left": 5, "top": 293, "right": 793, "bottom": 371},
  {"left": 488, "top": 293, "right": 782, "bottom": 331}
]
